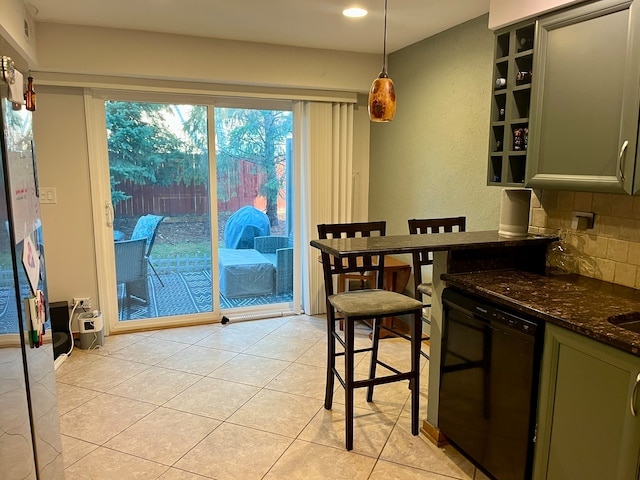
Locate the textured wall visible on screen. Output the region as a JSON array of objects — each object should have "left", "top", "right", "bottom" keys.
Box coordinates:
[
  {"left": 529, "top": 190, "right": 640, "bottom": 289},
  {"left": 369, "top": 14, "right": 502, "bottom": 236}
]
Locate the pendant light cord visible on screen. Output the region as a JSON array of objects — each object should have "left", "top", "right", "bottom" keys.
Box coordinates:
[{"left": 382, "top": 0, "right": 388, "bottom": 74}]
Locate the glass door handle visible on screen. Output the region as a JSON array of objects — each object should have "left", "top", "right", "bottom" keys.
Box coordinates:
[{"left": 105, "top": 201, "right": 114, "bottom": 228}]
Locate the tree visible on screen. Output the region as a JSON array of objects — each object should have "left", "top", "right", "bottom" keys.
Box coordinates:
[
  {"left": 213, "top": 108, "right": 292, "bottom": 227},
  {"left": 106, "top": 101, "right": 199, "bottom": 205},
  {"left": 106, "top": 101, "right": 292, "bottom": 227}
]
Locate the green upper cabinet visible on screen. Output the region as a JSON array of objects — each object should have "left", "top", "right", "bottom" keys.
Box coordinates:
[{"left": 525, "top": 0, "right": 640, "bottom": 194}]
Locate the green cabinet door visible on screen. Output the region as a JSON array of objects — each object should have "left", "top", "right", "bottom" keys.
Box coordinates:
[
  {"left": 534, "top": 324, "right": 640, "bottom": 479},
  {"left": 526, "top": 0, "right": 640, "bottom": 194}
]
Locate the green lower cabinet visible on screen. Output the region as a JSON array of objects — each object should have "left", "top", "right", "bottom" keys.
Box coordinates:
[{"left": 533, "top": 324, "right": 640, "bottom": 479}]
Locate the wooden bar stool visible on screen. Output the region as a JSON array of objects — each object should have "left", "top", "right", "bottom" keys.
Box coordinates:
[
  {"left": 408, "top": 216, "right": 466, "bottom": 359},
  {"left": 318, "top": 222, "right": 423, "bottom": 451},
  {"left": 317, "top": 222, "right": 381, "bottom": 331}
]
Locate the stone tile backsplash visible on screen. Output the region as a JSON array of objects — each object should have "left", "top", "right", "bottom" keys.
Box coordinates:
[{"left": 528, "top": 190, "right": 640, "bottom": 289}]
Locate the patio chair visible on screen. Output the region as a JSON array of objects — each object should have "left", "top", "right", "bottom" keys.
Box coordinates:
[
  {"left": 254, "top": 235, "right": 293, "bottom": 294},
  {"left": 130, "top": 214, "right": 165, "bottom": 286},
  {"left": 115, "top": 238, "right": 149, "bottom": 303}
]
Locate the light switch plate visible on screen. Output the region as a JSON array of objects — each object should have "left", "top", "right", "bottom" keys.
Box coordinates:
[{"left": 39, "top": 187, "right": 57, "bottom": 204}]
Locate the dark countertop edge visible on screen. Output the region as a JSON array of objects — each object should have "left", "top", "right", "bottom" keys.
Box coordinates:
[
  {"left": 442, "top": 271, "right": 640, "bottom": 358},
  {"left": 310, "top": 231, "right": 558, "bottom": 257}
]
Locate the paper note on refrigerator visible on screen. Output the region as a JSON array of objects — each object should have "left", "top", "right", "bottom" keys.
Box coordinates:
[{"left": 22, "top": 234, "right": 40, "bottom": 295}]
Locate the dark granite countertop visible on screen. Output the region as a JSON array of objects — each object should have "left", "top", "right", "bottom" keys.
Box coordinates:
[
  {"left": 310, "top": 231, "right": 556, "bottom": 257},
  {"left": 442, "top": 269, "right": 640, "bottom": 357}
]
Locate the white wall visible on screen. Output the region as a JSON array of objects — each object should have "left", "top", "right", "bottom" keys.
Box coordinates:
[
  {"left": 0, "top": 0, "right": 37, "bottom": 67},
  {"left": 33, "top": 86, "right": 97, "bottom": 307},
  {"left": 35, "top": 23, "right": 378, "bottom": 93},
  {"left": 369, "top": 15, "right": 502, "bottom": 236},
  {"left": 27, "top": 23, "right": 378, "bottom": 316},
  {"left": 488, "top": 0, "right": 587, "bottom": 29}
]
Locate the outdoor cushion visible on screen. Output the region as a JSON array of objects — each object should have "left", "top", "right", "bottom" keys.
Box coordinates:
[{"left": 218, "top": 248, "right": 274, "bottom": 298}]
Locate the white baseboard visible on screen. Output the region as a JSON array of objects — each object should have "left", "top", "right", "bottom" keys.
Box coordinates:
[{"left": 53, "top": 354, "right": 67, "bottom": 371}]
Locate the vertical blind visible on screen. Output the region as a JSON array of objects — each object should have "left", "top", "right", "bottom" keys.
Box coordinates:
[{"left": 295, "top": 101, "right": 355, "bottom": 315}]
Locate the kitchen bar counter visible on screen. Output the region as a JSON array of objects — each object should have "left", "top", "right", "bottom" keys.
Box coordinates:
[
  {"left": 310, "top": 230, "right": 556, "bottom": 257},
  {"left": 442, "top": 269, "right": 640, "bottom": 356}
]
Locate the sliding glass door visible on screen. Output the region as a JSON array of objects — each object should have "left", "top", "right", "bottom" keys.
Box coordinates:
[
  {"left": 108, "top": 101, "right": 214, "bottom": 322},
  {"left": 95, "top": 94, "right": 294, "bottom": 329},
  {"left": 215, "top": 107, "right": 293, "bottom": 310}
]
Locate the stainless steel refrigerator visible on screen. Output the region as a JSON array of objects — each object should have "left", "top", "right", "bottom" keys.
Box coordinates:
[{"left": 0, "top": 58, "right": 65, "bottom": 479}]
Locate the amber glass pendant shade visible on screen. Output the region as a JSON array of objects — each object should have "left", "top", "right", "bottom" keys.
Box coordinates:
[
  {"left": 368, "top": 72, "right": 396, "bottom": 122},
  {"left": 369, "top": 0, "right": 395, "bottom": 122}
]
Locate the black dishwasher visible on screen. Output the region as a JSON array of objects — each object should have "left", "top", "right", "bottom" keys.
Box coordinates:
[{"left": 439, "top": 288, "right": 544, "bottom": 480}]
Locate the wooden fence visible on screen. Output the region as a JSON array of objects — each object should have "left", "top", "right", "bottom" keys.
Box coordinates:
[{"left": 114, "top": 160, "right": 266, "bottom": 216}]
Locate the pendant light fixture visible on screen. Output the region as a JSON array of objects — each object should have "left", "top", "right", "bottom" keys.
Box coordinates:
[{"left": 368, "top": 0, "right": 396, "bottom": 122}]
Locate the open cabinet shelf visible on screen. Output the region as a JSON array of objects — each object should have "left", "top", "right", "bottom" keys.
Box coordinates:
[{"left": 487, "top": 22, "right": 535, "bottom": 187}]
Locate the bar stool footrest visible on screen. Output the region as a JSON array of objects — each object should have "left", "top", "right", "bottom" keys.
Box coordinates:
[
  {"left": 354, "top": 372, "right": 415, "bottom": 389},
  {"left": 331, "top": 368, "right": 416, "bottom": 392}
]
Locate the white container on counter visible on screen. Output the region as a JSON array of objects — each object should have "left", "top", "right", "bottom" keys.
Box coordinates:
[{"left": 498, "top": 188, "right": 531, "bottom": 237}]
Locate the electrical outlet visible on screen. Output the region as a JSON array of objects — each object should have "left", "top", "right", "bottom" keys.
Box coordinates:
[{"left": 72, "top": 297, "right": 91, "bottom": 309}]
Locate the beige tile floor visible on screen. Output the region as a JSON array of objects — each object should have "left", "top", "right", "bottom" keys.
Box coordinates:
[{"left": 55, "top": 314, "right": 490, "bottom": 480}]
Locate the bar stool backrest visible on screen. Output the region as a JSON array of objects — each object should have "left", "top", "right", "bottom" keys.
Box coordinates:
[
  {"left": 317, "top": 221, "right": 386, "bottom": 296},
  {"left": 408, "top": 216, "right": 466, "bottom": 296}
]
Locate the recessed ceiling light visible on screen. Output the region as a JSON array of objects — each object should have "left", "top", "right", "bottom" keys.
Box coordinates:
[{"left": 343, "top": 7, "right": 368, "bottom": 18}]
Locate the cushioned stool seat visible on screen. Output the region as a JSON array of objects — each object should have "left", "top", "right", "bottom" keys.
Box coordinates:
[
  {"left": 416, "top": 282, "right": 433, "bottom": 296},
  {"left": 329, "top": 289, "right": 422, "bottom": 318}
]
